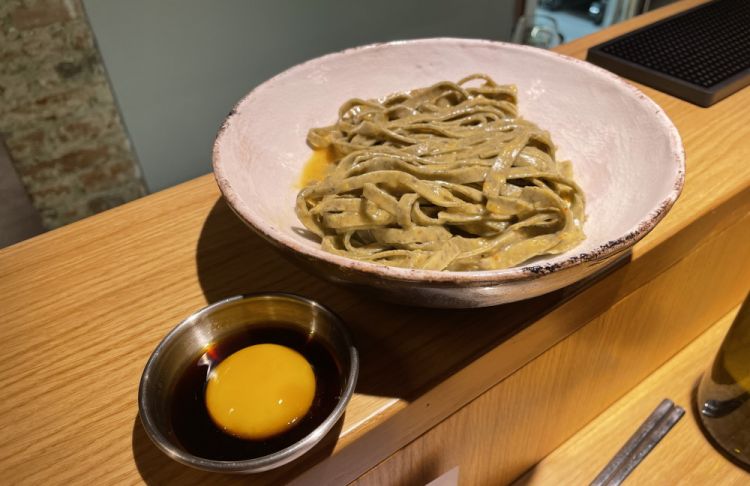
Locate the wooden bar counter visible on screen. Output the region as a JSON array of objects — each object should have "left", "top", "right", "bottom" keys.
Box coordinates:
[
  {"left": 1, "top": 1, "right": 748, "bottom": 484},
  {"left": 516, "top": 304, "right": 750, "bottom": 485}
]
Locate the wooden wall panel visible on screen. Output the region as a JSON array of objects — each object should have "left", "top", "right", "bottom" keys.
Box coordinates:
[{"left": 354, "top": 212, "right": 750, "bottom": 485}]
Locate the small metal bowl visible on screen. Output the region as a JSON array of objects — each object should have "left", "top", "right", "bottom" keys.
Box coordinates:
[{"left": 138, "top": 293, "right": 358, "bottom": 473}]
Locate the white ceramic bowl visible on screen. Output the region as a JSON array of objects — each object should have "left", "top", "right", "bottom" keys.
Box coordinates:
[{"left": 213, "top": 39, "right": 685, "bottom": 308}]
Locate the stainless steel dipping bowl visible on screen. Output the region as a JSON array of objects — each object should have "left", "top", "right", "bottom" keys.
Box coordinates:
[{"left": 138, "top": 293, "right": 358, "bottom": 473}]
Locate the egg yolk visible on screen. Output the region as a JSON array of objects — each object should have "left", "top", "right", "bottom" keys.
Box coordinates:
[
  {"left": 205, "top": 344, "right": 316, "bottom": 440},
  {"left": 298, "top": 148, "right": 335, "bottom": 187}
]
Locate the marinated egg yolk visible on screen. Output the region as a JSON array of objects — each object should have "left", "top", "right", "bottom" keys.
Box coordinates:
[
  {"left": 205, "top": 343, "right": 316, "bottom": 440},
  {"left": 298, "top": 147, "right": 335, "bottom": 187}
]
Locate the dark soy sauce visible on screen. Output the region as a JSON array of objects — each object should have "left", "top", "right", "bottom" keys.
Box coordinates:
[{"left": 169, "top": 325, "right": 343, "bottom": 460}]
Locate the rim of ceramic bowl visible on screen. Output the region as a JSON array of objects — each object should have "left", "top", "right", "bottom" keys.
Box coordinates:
[
  {"left": 213, "top": 38, "right": 686, "bottom": 285},
  {"left": 138, "top": 293, "right": 359, "bottom": 473}
]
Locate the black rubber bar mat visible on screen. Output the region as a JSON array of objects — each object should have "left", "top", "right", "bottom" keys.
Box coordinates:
[{"left": 587, "top": 0, "right": 750, "bottom": 107}]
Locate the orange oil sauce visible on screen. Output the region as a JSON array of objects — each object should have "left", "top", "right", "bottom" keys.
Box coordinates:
[{"left": 298, "top": 147, "right": 335, "bottom": 187}]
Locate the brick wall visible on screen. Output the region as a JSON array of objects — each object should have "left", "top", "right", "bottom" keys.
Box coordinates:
[{"left": 1, "top": 0, "right": 147, "bottom": 229}]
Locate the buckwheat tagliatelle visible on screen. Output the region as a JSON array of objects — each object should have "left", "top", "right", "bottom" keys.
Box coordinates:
[{"left": 296, "top": 74, "right": 585, "bottom": 271}]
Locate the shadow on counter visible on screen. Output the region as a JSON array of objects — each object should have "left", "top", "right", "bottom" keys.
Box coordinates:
[
  {"left": 131, "top": 413, "right": 344, "bottom": 485},
  {"left": 195, "top": 197, "right": 632, "bottom": 403}
]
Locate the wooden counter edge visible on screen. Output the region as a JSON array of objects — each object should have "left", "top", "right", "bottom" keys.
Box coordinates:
[
  {"left": 310, "top": 188, "right": 750, "bottom": 485},
  {"left": 514, "top": 304, "right": 750, "bottom": 486}
]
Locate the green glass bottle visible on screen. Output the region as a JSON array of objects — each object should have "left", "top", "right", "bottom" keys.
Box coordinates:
[{"left": 697, "top": 292, "right": 750, "bottom": 469}]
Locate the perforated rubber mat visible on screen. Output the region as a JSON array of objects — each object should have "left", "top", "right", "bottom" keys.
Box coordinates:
[{"left": 587, "top": 0, "right": 750, "bottom": 107}]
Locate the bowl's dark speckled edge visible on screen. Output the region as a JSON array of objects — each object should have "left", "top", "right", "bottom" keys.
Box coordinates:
[{"left": 212, "top": 38, "right": 686, "bottom": 288}]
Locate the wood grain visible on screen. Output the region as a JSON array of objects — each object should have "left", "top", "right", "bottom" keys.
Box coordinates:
[
  {"left": 0, "top": 0, "right": 748, "bottom": 484},
  {"left": 352, "top": 206, "right": 750, "bottom": 486},
  {"left": 515, "top": 305, "right": 750, "bottom": 486}
]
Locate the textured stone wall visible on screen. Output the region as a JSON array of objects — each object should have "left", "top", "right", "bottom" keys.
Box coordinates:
[{"left": 1, "top": 0, "right": 147, "bottom": 229}]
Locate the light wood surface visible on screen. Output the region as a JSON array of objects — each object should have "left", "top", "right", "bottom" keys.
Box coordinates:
[
  {"left": 0, "top": 0, "right": 748, "bottom": 484},
  {"left": 515, "top": 305, "right": 750, "bottom": 486},
  {"left": 352, "top": 201, "right": 750, "bottom": 486}
]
